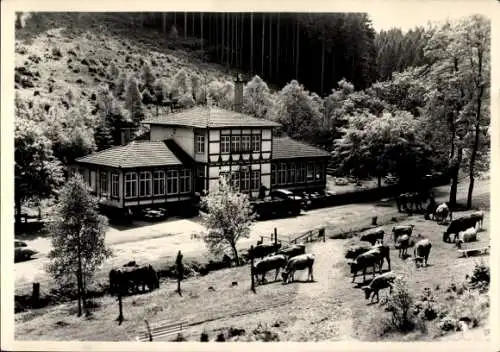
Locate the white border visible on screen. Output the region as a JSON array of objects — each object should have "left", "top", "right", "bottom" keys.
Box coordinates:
[{"left": 1, "top": 0, "right": 499, "bottom": 351}]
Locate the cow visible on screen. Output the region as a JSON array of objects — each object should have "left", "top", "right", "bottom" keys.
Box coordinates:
[
  {"left": 454, "top": 227, "right": 478, "bottom": 249},
  {"left": 469, "top": 211, "right": 484, "bottom": 230},
  {"left": 361, "top": 271, "right": 397, "bottom": 303},
  {"left": 345, "top": 245, "right": 373, "bottom": 260},
  {"left": 348, "top": 248, "right": 384, "bottom": 283},
  {"left": 252, "top": 254, "right": 287, "bottom": 284},
  {"left": 435, "top": 203, "right": 452, "bottom": 223},
  {"left": 413, "top": 238, "right": 432, "bottom": 267},
  {"left": 397, "top": 192, "right": 427, "bottom": 213},
  {"left": 360, "top": 228, "right": 385, "bottom": 246},
  {"left": 425, "top": 198, "right": 438, "bottom": 220},
  {"left": 392, "top": 224, "right": 415, "bottom": 243},
  {"left": 394, "top": 234, "right": 414, "bottom": 258},
  {"left": 248, "top": 242, "right": 282, "bottom": 260},
  {"left": 109, "top": 264, "right": 159, "bottom": 295},
  {"left": 281, "top": 253, "right": 315, "bottom": 284},
  {"left": 277, "top": 244, "right": 306, "bottom": 260},
  {"left": 443, "top": 216, "right": 480, "bottom": 243}
]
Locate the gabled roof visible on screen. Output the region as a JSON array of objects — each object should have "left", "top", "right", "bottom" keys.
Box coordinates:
[
  {"left": 142, "top": 106, "right": 281, "bottom": 129},
  {"left": 272, "top": 137, "right": 331, "bottom": 160},
  {"left": 75, "top": 141, "right": 184, "bottom": 168}
]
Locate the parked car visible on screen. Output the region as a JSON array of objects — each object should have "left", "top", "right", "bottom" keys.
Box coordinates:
[
  {"left": 14, "top": 241, "right": 38, "bottom": 263},
  {"left": 252, "top": 190, "right": 303, "bottom": 220},
  {"left": 141, "top": 208, "right": 167, "bottom": 222}
]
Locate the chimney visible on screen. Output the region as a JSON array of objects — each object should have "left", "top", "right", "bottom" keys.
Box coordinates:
[{"left": 234, "top": 74, "right": 245, "bottom": 113}]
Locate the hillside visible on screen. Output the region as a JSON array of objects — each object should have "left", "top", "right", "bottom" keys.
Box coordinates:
[{"left": 15, "top": 12, "right": 238, "bottom": 122}]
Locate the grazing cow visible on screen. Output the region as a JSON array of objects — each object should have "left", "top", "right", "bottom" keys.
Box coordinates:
[
  {"left": 345, "top": 245, "right": 372, "bottom": 260},
  {"left": 277, "top": 244, "right": 306, "bottom": 260},
  {"left": 443, "top": 216, "right": 480, "bottom": 243},
  {"left": 454, "top": 227, "right": 478, "bottom": 249},
  {"left": 360, "top": 228, "right": 385, "bottom": 246},
  {"left": 349, "top": 248, "right": 383, "bottom": 283},
  {"left": 252, "top": 254, "right": 287, "bottom": 284},
  {"left": 413, "top": 238, "right": 432, "bottom": 267},
  {"left": 469, "top": 211, "right": 484, "bottom": 230},
  {"left": 361, "top": 271, "right": 397, "bottom": 303},
  {"left": 109, "top": 264, "right": 159, "bottom": 295},
  {"left": 281, "top": 253, "right": 315, "bottom": 284},
  {"left": 435, "top": 203, "right": 451, "bottom": 223},
  {"left": 394, "top": 234, "right": 413, "bottom": 258},
  {"left": 248, "top": 242, "right": 282, "bottom": 260},
  {"left": 392, "top": 224, "right": 415, "bottom": 243}
]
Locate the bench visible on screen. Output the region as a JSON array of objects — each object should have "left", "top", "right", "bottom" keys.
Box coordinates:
[
  {"left": 458, "top": 246, "right": 490, "bottom": 258},
  {"left": 136, "top": 319, "right": 189, "bottom": 342}
]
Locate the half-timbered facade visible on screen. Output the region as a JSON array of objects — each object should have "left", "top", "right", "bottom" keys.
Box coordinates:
[{"left": 74, "top": 105, "right": 330, "bottom": 214}]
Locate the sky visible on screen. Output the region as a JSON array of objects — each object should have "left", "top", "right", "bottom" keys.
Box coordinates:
[{"left": 366, "top": 4, "right": 488, "bottom": 32}]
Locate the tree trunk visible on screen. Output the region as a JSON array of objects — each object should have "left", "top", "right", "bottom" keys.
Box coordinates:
[
  {"left": 222, "top": 14, "right": 225, "bottom": 65},
  {"left": 449, "top": 147, "right": 462, "bottom": 209},
  {"left": 200, "top": 13, "right": 204, "bottom": 52},
  {"left": 250, "top": 13, "right": 254, "bottom": 73},
  {"left": 261, "top": 14, "right": 265, "bottom": 76},
  {"left": 15, "top": 190, "right": 22, "bottom": 224},
  {"left": 321, "top": 34, "right": 325, "bottom": 95},
  {"left": 268, "top": 14, "right": 272, "bottom": 79},
  {"left": 231, "top": 243, "right": 239, "bottom": 267},
  {"left": 184, "top": 12, "right": 187, "bottom": 39},
  {"left": 377, "top": 175, "right": 382, "bottom": 189},
  {"left": 295, "top": 19, "right": 300, "bottom": 79},
  {"left": 276, "top": 14, "right": 280, "bottom": 78},
  {"left": 162, "top": 13, "right": 166, "bottom": 34}
]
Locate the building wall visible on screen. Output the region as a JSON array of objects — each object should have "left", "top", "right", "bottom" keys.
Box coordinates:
[
  {"left": 270, "top": 158, "right": 328, "bottom": 192},
  {"left": 150, "top": 126, "right": 201, "bottom": 160}
]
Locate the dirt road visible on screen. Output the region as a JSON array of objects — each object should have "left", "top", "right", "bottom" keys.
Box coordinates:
[{"left": 15, "top": 179, "right": 489, "bottom": 289}]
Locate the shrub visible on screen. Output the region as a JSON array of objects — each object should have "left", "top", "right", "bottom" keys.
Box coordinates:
[
  {"left": 468, "top": 261, "right": 489, "bottom": 292},
  {"left": 444, "top": 289, "right": 489, "bottom": 329},
  {"left": 252, "top": 323, "right": 280, "bottom": 342},
  {"left": 384, "top": 277, "right": 415, "bottom": 332},
  {"left": 438, "top": 317, "right": 458, "bottom": 332},
  {"left": 171, "top": 333, "right": 187, "bottom": 342},
  {"left": 413, "top": 287, "right": 441, "bottom": 321}
]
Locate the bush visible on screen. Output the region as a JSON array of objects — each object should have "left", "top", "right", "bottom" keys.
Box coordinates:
[
  {"left": 468, "top": 261, "right": 489, "bottom": 292},
  {"left": 444, "top": 289, "right": 489, "bottom": 329},
  {"left": 413, "top": 287, "right": 441, "bottom": 321},
  {"left": 171, "top": 333, "right": 187, "bottom": 341},
  {"left": 384, "top": 277, "right": 415, "bottom": 332}
]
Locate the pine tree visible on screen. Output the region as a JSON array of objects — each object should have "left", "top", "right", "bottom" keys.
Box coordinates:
[{"left": 125, "top": 77, "right": 145, "bottom": 126}]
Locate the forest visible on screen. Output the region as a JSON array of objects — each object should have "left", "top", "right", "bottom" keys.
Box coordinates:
[{"left": 14, "top": 12, "right": 490, "bottom": 221}]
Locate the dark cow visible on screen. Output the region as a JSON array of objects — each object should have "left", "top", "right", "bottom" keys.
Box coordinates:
[
  {"left": 454, "top": 227, "right": 478, "bottom": 249},
  {"left": 392, "top": 224, "right": 415, "bottom": 243},
  {"left": 394, "top": 234, "right": 414, "bottom": 258},
  {"left": 348, "top": 247, "right": 387, "bottom": 283},
  {"left": 443, "top": 216, "right": 480, "bottom": 243},
  {"left": 277, "top": 244, "right": 306, "bottom": 260},
  {"left": 360, "top": 228, "right": 385, "bottom": 245},
  {"left": 248, "top": 242, "right": 282, "bottom": 260},
  {"left": 109, "top": 264, "right": 159, "bottom": 295},
  {"left": 413, "top": 238, "right": 432, "bottom": 267},
  {"left": 252, "top": 254, "right": 287, "bottom": 284},
  {"left": 361, "top": 271, "right": 397, "bottom": 303},
  {"left": 281, "top": 253, "right": 315, "bottom": 284},
  {"left": 345, "top": 245, "right": 372, "bottom": 260}
]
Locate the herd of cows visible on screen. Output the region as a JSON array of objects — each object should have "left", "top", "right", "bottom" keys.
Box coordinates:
[{"left": 105, "top": 192, "right": 487, "bottom": 311}]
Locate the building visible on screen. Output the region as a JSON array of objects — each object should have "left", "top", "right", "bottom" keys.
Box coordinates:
[{"left": 73, "top": 79, "right": 330, "bottom": 217}]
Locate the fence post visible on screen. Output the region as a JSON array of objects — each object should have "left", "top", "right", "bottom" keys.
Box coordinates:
[
  {"left": 145, "top": 319, "right": 153, "bottom": 342},
  {"left": 32, "top": 282, "right": 40, "bottom": 307},
  {"left": 250, "top": 245, "right": 256, "bottom": 293},
  {"left": 274, "top": 228, "right": 277, "bottom": 245},
  {"left": 372, "top": 216, "right": 378, "bottom": 226},
  {"left": 319, "top": 228, "right": 325, "bottom": 242}
]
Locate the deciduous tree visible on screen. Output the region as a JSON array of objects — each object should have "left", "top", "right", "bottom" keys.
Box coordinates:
[
  {"left": 46, "top": 175, "right": 112, "bottom": 317},
  {"left": 200, "top": 176, "right": 255, "bottom": 265}
]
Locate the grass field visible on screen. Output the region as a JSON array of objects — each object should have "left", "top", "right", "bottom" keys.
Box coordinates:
[{"left": 15, "top": 191, "right": 490, "bottom": 342}]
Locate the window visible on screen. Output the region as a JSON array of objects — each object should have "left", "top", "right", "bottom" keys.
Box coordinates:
[
  {"left": 99, "top": 171, "right": 109, "bottom": 196},
  {"left": 125, "top": 172, "right": 138, "bottom": 198},
  {"left": 241, "top": 170, "right": 251, "bottom": 192},
  {"left": 251, "top": 135, "right": 261, "bottom": 152},
  {"left": 316, "top": 164, "right": 323, "bottom": 181},
  {"left": 271, "top": 164, "right": 277, "bottom": 186},
  {"left": 153, "top": 171, "right": 165, "bottom": 196},
  {"left": 197, "top": 166, "right": 205, "bottom": 177},
  {"left": 139, "top": 171, "right": 152, "bottom": 197},
  {"left": 179, "top": 169, "right": 191, "bottom": 193},
  {"left": 230, "top": 172, "right": 240, "bottom": 191},
  {"left": 242, "top": 135, "right": 251, "bottom": 152},
  {"left": 287, "top": 163, "right": 296, "bottom": 185},
  {"left": 195, "top": 134, "right": 205, "bottom": 154},
  {"left": 231, "top": 136, "right": 241, "bottom": 153},
  {"left": 221, "top": 136, "right": 231, "bottom": 154},
  {"left": 111, "top": 173, "right": 119, "bottom": 198},
  {"left": 297, "top": 162, "right": 306, "bottom": 183},
  {"left": 278, "top": 163, "right": 287, "bottom": 185},
  {"left": 251, "top": 170, "right": 260, "bottom": 190},
  {"left": 307, "top": 162, "right": 314, "bottom": 181},
  {"left": 167, "top": 170, "right": 178, "bottom": 195}
]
